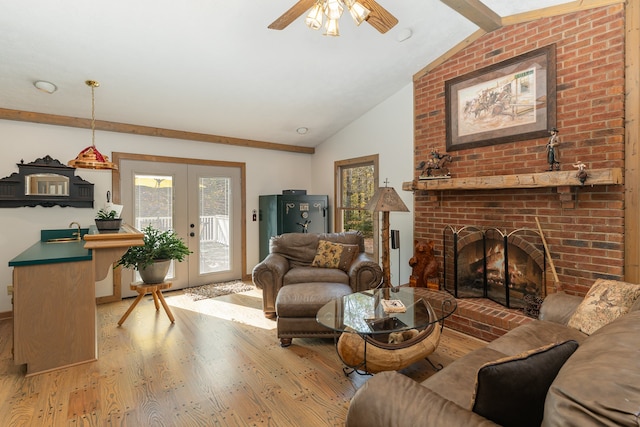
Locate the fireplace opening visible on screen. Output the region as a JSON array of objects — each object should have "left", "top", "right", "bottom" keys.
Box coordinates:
[{"left": 443, "top": 226, "right": 547, "bottom": 309}]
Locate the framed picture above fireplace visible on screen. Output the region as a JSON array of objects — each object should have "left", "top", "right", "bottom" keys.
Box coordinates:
[{"left": 445, "top": 45, "right": 556, "bottom": 152}]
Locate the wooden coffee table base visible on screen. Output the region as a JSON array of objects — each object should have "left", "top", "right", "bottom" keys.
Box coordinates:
[
  {"left": 336, "top": 324, "right": 441, "bottom": 374},
  {"left": 118, "top": 281, "right": 175, "bottom": 326}
]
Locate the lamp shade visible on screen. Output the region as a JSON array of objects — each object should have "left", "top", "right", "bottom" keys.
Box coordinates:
[{"left": 365, "top": 186, "right": 409, "bottom": 212}]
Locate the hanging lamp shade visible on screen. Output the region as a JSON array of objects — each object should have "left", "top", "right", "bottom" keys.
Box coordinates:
[{"left": 68, "top": 80, "right": 117, "bottom": 170}]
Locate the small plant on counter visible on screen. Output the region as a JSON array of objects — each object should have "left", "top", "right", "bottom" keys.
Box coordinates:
[
  {"left": 115, "top": 225, "right": 191, "bottom": 271},
  {"left": 96, "top": 208, "right": 118, "bottom": 219},
  {"left": 94, "top": 208, "right": 122, "bottom": 231}
]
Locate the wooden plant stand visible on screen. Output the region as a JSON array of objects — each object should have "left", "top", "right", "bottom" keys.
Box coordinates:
[{"left": 118, "top": 281, "right": 175, "bottom": 326}]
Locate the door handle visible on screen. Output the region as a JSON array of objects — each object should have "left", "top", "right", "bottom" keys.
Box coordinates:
[{"left": 190, "top": 232, "right": 195, "bottom": 237}]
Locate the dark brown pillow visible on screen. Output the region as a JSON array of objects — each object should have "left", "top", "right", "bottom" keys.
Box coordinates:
[{"left": 472, "top": 340, "right": 579, "bottom": 427}]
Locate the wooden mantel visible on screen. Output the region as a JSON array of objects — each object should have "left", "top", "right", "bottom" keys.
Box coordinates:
[{"left": 403, "top": 168, "right": 623, "bottom": 192}]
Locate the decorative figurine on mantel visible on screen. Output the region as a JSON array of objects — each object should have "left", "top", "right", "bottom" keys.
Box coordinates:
[
  {"left": 546, "top": 127, "right": 560, "bottom": 171},
  {"left": 418, "top": 149, "right": 453, "bottom": 179},
  {"left": 573, "top": 161, "right": 588, "bottom": 185}
]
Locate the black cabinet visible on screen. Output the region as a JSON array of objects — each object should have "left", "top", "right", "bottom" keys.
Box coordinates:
[
  {"left": 259, "top": 194, "right": 328, "bottom": 261},
  {"left": 0, "top": 156, "right": 94, "bottom": 208}
]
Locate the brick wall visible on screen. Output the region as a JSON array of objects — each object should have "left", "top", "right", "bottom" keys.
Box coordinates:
[{"left": 412, "top": 4, "right": 626, "bottom": 301}]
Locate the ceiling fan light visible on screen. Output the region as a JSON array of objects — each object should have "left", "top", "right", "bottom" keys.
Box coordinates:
[
  {"left": 305, "top": 3, "right": 323, "bottom": 30},
  {"left": 324, "top": 18, "right": 340, "bottom": 36},
  {"left": 347, "top": 1, "right": 370, "bottom": 26},
  {"left": 323, "top": 0, "right": 344, "bottom": 21}
]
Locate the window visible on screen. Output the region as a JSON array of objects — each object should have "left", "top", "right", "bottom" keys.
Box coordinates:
[{"left": 335, "top": 155, "right": 378, "bottom": 256}]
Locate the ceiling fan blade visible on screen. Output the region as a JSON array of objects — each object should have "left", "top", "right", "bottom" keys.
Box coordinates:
[
  {"left": 360, "top": 0, "right": 398, "bottom": 34},
  {"left": 268, "top": 0, "right": 317, "bottom": 30}
]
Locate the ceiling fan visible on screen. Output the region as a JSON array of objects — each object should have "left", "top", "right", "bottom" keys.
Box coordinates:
[{"left": 268, "top": 0, "right": 398, "bottom": 36}]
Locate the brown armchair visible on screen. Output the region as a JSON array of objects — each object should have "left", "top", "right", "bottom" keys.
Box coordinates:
[{"left": 252, "top": 231, "right": 383, "bottom": 346}]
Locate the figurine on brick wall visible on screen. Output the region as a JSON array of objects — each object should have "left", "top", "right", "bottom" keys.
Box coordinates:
[
  {"left": 419, "top": 149, "right": 453, "bottom": 179},
  {"left": 409, "top": 240, "right": 440, "bottom": 289},
  {"left": 573, "top": 161, "right": 588, "bottom": 185},
  {"left": 546, "top": 127, "right": 560, "bottom": 171}
]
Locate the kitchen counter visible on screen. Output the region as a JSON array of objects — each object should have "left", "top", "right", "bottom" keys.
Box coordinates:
[
  {"left": 9, "top": 223, "right": 144, "bottom": 376},
  {"left": 9, "top": 223, "right": 143, "bottom": 271},
  {"left": 8, "top": 239, "right": 90, "bottom": 267}
]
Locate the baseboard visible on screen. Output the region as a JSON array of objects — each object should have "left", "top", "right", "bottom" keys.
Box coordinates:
[{"left": 0, "top": 310, "right": 12, "bottom": 320}]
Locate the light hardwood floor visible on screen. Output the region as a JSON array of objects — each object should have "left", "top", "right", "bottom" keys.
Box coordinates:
[{"left": 0, "top": 286, "right": 486, "bottom": 426}]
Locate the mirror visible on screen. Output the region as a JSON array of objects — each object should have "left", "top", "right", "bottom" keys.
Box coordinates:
[{"left": 25, "top": 173, "right": 70, "bottom": 196}]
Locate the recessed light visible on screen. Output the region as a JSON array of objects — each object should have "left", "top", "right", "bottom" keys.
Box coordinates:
[
  {"left": 296, "top": 127, "right": 309, "bottom": 135},
  {"left": 34, "top": 80, "right": 57, "bottom": 94}
]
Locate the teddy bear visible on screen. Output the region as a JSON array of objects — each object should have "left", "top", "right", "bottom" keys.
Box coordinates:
[
  {"left": 388, "top": 328, "right": 420, "bottom": 344},
  {"left": 409, "top": 239, "right": 440, "bottom": 289}
]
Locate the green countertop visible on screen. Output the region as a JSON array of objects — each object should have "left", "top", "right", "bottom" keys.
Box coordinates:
[
  {"left": 9, "top": 240, "right": 92, "bottom": 267},
  {"left": 9, "top": 228, "right": 93, "bottom": 267}
]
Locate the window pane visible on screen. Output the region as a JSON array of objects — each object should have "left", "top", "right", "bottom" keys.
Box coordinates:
[
  {"left": 343, "top": 209, "right": 374, "bottom": 253},
  {"left": 338, "top": 161, "right": 375, "bottom": 255},
  {"left": 133, "top": 174, "right": 175, "bottom": 280},
  {"left": 199, "top": 177, "right": 231, "bottom": 274},
  {"left": 341, "top": 165, "right": 374, "bottom": 208}
]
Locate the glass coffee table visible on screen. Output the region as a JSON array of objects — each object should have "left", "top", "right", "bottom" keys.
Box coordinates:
[{"left": 316, "top": 287, "right": 457, "bottom": 375}]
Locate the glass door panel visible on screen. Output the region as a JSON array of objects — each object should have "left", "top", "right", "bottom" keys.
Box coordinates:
[
  {"left": 134, "top": 174, "right": 176, "bottom": 281},
  {"left": 198, "top": 176, "right": 231, "bottom": 274},
  {"left": 188, "top": 165, "right": 241, "bottom": 285}
]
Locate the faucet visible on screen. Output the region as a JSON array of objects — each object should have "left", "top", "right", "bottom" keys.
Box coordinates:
[{"left": 69, "top": 221, "right": 82, "bottom": 240}]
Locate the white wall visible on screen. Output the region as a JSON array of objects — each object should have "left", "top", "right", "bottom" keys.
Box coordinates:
[
  {"left": 311, "top": 83, "right": 415, "bottom": 286},
  {"left": 0, "top": 120, "right": 313, "bottom": 312},
  {"left": 0, "top": 82, "right": 415, "bottom": 313}
]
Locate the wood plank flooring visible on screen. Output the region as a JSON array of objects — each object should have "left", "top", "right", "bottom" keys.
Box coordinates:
[{"left": 0, "top": 286, "right": 486, "bottom": 426}]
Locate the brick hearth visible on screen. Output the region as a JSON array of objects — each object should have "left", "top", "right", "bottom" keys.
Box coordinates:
[{"left": 421, "top": 289, "right": 533, "bottom": 342}]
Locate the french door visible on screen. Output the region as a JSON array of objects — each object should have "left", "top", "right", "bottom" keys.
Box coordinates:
[{"left": 119, "top": 158, "right": 243, "bottom": 297}]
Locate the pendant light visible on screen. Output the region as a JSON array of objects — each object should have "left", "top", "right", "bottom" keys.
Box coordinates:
[{"left": 68, "top": 80, "right": 117, "bottom": 170}]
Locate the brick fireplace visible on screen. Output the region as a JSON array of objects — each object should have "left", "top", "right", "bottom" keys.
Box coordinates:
[
  {"left": 443, "top": 226, "right": 546, "bottom": 309},
  {"left": 408, "top": 5, "right": 626, "bottom": 339}
]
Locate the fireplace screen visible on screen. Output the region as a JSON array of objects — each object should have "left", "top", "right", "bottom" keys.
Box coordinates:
[{"left": 443, "top": 226, "right": 547, "bottom": 309}]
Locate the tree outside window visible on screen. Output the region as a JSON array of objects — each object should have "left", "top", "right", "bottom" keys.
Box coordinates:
[{"left": 335, "top": 155, "right": 378, "bottom": 256}]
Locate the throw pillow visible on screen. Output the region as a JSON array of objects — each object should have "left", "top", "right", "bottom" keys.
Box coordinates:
[
  {"left": 567, "top": 279, "right": 640, "bottom": 335},
  {"left": 311, "top": 240, "right": 359, "bottom": 271},
  {"left": 471, "top": 340, "right": 579, "bottom": 427}
]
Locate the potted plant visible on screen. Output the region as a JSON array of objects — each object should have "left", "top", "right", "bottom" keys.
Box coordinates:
[
  {"left": 95, "top": 208, "right": 122, "bottom": 231},
  {"left": 116, "top": 225, "right": 191, "bottom": 284}
]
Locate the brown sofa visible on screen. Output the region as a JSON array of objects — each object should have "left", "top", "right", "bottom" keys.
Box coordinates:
[
  {"left": 346, "top": 284, "right": 640, "bottom": 427},
  {"left": 252, "top": 231, "right": 383, "bottom": 346}
]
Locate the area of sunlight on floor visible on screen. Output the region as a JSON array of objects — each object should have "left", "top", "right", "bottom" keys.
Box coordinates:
[{"left": 164, "top": 288, "right": 277, "bottom": 330}]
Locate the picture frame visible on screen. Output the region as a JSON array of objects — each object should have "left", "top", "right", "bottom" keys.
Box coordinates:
[{"left": 445, "top": 45, "right": 556, "bottom": 151}]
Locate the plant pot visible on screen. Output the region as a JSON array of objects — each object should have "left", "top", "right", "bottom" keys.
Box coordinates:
[
  {"left": 95, "top": 218, "right": 122, "bottom": 232},
  {"left": 138, "top": 259, "right": 171, "bottom": 284}
]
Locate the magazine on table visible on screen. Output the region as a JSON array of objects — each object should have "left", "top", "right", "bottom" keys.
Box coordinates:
[{"left": 381, "top": 299, "right": 406, "bottom": 313}]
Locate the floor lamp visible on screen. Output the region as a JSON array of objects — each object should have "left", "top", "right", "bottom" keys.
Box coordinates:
[{"left": 366, "top": 184, "right": 409, "bottom": 290}]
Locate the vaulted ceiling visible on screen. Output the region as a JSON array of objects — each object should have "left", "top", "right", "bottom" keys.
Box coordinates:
[{"left": 1, "top": 1, "right": 574, "bottom": 150}]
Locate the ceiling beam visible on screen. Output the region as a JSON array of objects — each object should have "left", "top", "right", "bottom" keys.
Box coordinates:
[
  {"left": 440, "top": 0, "right": 502, "bottom": 32},
  {"left": 0, "top": 108, "right": 315, "bottom": 155}
]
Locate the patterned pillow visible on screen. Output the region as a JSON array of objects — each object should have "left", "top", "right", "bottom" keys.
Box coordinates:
[
  {"left": 567, "top": 279, "right": 640, "bottom": 335},
  {"left": 311, "top": 240, "right": 359, "bottom": 271}
]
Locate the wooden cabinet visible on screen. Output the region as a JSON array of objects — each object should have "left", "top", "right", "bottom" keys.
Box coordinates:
[
  {"left": 10, "top": 225, "right": 144, "bottom": 376},
  {"left": 12, "top": 261, "right": 96, "bottom": 376}
]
